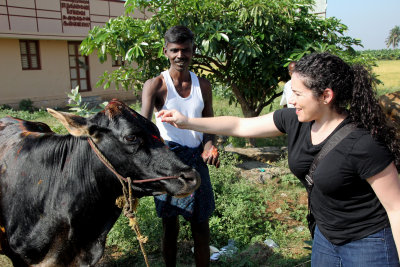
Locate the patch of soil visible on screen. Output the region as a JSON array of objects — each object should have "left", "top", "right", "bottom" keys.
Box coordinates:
[
  {"left": 235, "top": 160, "right": 292, "bottom": 184},
  {"left": 224, "top": 146, "right": 287, "bottom": 163},
  {"left": 264, "top": 189, "right": 308, "bottom": 228},
  {"left": 236, "top": 242, "right": 274, "bottom": 264},
  {"left": 231, "top": 151, "right": 308, "bottom": 230}
]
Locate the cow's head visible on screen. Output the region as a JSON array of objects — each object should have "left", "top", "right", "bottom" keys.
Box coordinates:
[{"left": 47, "top": 100, "right": 200, "bottom": 197}]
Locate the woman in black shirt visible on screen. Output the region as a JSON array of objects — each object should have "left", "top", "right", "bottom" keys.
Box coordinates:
[{"left": 158, "top": 52, "right": 400, "bottom": 266}]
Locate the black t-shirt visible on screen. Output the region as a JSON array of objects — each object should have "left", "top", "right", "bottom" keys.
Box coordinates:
[{"left": 273, "top": 108, "right": 394, "bottom": 245}]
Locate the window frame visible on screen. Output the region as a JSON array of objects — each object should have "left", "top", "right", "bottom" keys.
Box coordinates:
[
  {"left": 68, "top": 41, "right": 91, "bottom": 92},
  {"left": 19, "top": 40, "right": 41, "bottom": 70}
]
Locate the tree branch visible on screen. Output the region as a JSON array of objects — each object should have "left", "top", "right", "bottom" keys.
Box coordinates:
[
  {"left": 193, "top": 54, "right": 226, "bottom": 71},
  {"left": 255, "top": 91, "right": 282, "bottom": 115}
]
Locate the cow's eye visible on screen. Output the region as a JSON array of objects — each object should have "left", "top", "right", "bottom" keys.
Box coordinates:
[{"left": 124, "top": 135, "right": 139, "bottom": 143}]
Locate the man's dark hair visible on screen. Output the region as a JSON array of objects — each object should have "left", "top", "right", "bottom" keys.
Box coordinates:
[{"left": 164, "top": 26, "right": 194, "bottom": 47}]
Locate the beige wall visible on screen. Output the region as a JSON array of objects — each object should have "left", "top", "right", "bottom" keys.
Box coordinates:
[
  {"left": 0, "top": 0, "right": 141, "bottom": 108},
  {"left": 0, "top": 38, "right": 137, "bottom": 108}
]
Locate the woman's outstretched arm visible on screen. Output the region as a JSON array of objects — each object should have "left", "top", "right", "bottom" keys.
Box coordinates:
[{"left": 158, "top": 109, "right": 283, "bottom": 138}]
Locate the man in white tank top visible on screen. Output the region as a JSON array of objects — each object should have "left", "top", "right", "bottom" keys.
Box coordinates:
[
  {"left": 279, "top": 61, "right": 296, "bottom": 108},
  {"left": 141, "top": 26, "right": 219, "bottom": 267}
]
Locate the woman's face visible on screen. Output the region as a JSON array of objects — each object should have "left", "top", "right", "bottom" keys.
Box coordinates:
[{"left": 289, "top": 73, "right": 324, "bottom": 122}]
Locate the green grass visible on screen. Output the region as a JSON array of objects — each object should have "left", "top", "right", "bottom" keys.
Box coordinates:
[{"left": 373, "top": 60, "right": 400, "bottom": 95}]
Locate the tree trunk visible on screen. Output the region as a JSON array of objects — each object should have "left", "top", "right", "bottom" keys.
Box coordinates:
[
  {"left": 231, "top": 83, "right": 259, "bottom": 147},
  {"left": 241, "top": 106, "right": 258, "bottom": 147}
]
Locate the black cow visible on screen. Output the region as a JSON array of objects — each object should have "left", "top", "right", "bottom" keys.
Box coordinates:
[{"left": 0, "top": 100, "right": 200, "bottom": 266}]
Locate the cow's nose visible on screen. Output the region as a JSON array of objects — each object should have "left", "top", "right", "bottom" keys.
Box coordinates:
[{"left": 180, "top": 169, "right": 201, "bottom": 189}]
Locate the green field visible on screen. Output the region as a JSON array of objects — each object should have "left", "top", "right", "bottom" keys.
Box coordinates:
[{"left": 373, "top": 60, "right": 400, "bottom": 94}]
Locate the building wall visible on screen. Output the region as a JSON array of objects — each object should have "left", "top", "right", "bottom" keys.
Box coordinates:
[
  {"left": 0, "top": 39, "right": 69, "bottom": 105},
  {"left": 313, "top": 0, "right": 327, "bottom": 17},
  {"left": 0, "top": 0, "right": 142, "bottom": 108},
  {"left": 0, "top": 38, "right": 136, "bottom": 108}
]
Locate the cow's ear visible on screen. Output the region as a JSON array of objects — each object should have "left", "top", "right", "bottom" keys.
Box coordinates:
[{"left": 47, "top": 108, "right": 89, "bottom": 137}]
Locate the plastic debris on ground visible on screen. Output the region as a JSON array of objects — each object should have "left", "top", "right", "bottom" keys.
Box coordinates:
[
  {"left": 264, "top": 238, "right": 279, "bottom": 248},
  {"left": 210, "top": 239, "right": 238, "bottom": 261},
  {"left": 191, "top": 245, "right": 220, "bottom": 254}
]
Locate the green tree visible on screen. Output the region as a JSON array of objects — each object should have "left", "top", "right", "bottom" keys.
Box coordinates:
[
  {"left": 81, "top": 0, "right": 363, "bottom": 119},
  {"left": 386, "top": 25, "right": 400, "bottom": 49}
]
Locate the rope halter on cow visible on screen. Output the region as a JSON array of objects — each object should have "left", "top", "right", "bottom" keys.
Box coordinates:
[
  {"left": 87, "top": 137, "right": 180, "bottom": 184},
  {"left": 87, "top": 137, "right": 180, "bottom": 267}
]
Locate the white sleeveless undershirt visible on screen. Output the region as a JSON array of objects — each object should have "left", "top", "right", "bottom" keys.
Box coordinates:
[{"left": 155, "top": 70, "right": 204, "bottom": 148}]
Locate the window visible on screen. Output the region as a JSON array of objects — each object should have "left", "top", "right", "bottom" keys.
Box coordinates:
[
  {"left": 68, "top": 42, "right": 91, "bottom": 92},
  {"left": 19, "top": 40, "right": 41, "bottom": 70},
  {"left": 112, "top": 56, "right": 124, "bottom": 67}
]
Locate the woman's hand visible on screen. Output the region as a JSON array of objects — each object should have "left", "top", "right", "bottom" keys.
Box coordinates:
[{"left": 157, "top": 109, "right": 188, "bottom": 129}]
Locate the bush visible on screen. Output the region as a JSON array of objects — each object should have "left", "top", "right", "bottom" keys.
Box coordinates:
[
  {"left": 67, "top": 86, "right": 108, "bottom": 117},
  {"left": 0, "top": 104, "right": 12, "bottom": 110},
  {"left": 18, "top": 99, "right": 35, "bottom": 112},
  {"left": 210, "top": 152, "right": 272, "bottom": 248}
]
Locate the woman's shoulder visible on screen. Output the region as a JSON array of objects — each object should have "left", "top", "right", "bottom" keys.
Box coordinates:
[
  {"left": 348, "top": 127, "right": 384, "bottom": 148},
  {"left": 344, "top": 127, "right": 393, "bottom": 178}
]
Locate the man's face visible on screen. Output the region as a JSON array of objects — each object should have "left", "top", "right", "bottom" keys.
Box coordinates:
[{"left": 164, "top": 40, "right": 193, "bottom": 72}]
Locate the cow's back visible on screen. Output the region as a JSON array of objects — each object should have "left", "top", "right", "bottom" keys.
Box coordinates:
[{"left": 0, "top": 116, "right": 53, "bottom": 157}]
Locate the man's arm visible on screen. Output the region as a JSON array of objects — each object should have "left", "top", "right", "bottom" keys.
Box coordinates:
[
  {"left": 199, "top": 78, "right": 220, "bottom": 167},
  {"left": 200, "top": 77, "right": 215, "bottom": 143},
  {"left": 141, "top": 77, "right": 163, "bottom": 120}
]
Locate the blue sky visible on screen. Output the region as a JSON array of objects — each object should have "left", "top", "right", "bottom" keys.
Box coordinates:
[{"left": 326, "top": 0, "right": 399, "bottom": 50}]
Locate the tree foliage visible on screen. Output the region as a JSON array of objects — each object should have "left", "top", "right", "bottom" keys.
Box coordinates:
[
  {"left": 81, "top": 0, "right": 365, "bottom": 118},
  {"left": 386, "top": 26, "right": 400, "bottom": 49}
]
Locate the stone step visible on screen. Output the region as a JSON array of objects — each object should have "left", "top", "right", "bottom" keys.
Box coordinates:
[{"left": 223, "top": 146, "right": 287, "bottom": 163}]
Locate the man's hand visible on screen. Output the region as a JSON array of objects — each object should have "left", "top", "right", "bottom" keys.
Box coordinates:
[{"left": 201, "top": 144, "right": 220, "bottom": 168}]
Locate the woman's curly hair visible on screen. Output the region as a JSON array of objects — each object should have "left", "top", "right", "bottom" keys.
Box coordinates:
[{"left": 294, "top": 52, "right": 400, "bottom": 168}]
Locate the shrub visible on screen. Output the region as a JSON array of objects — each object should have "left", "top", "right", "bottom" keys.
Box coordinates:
[
  {"left": 67, "top": 86, "right": 108, "bottom": 116},
  {"left": 0, "top": 104, "right": 12, "bottom": 110},
  {"left": 208, "top": 152, "right": 271, "bottom": 248},
  {"left": 18, "top": 99, "right": 35, "bottom": 112}
]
